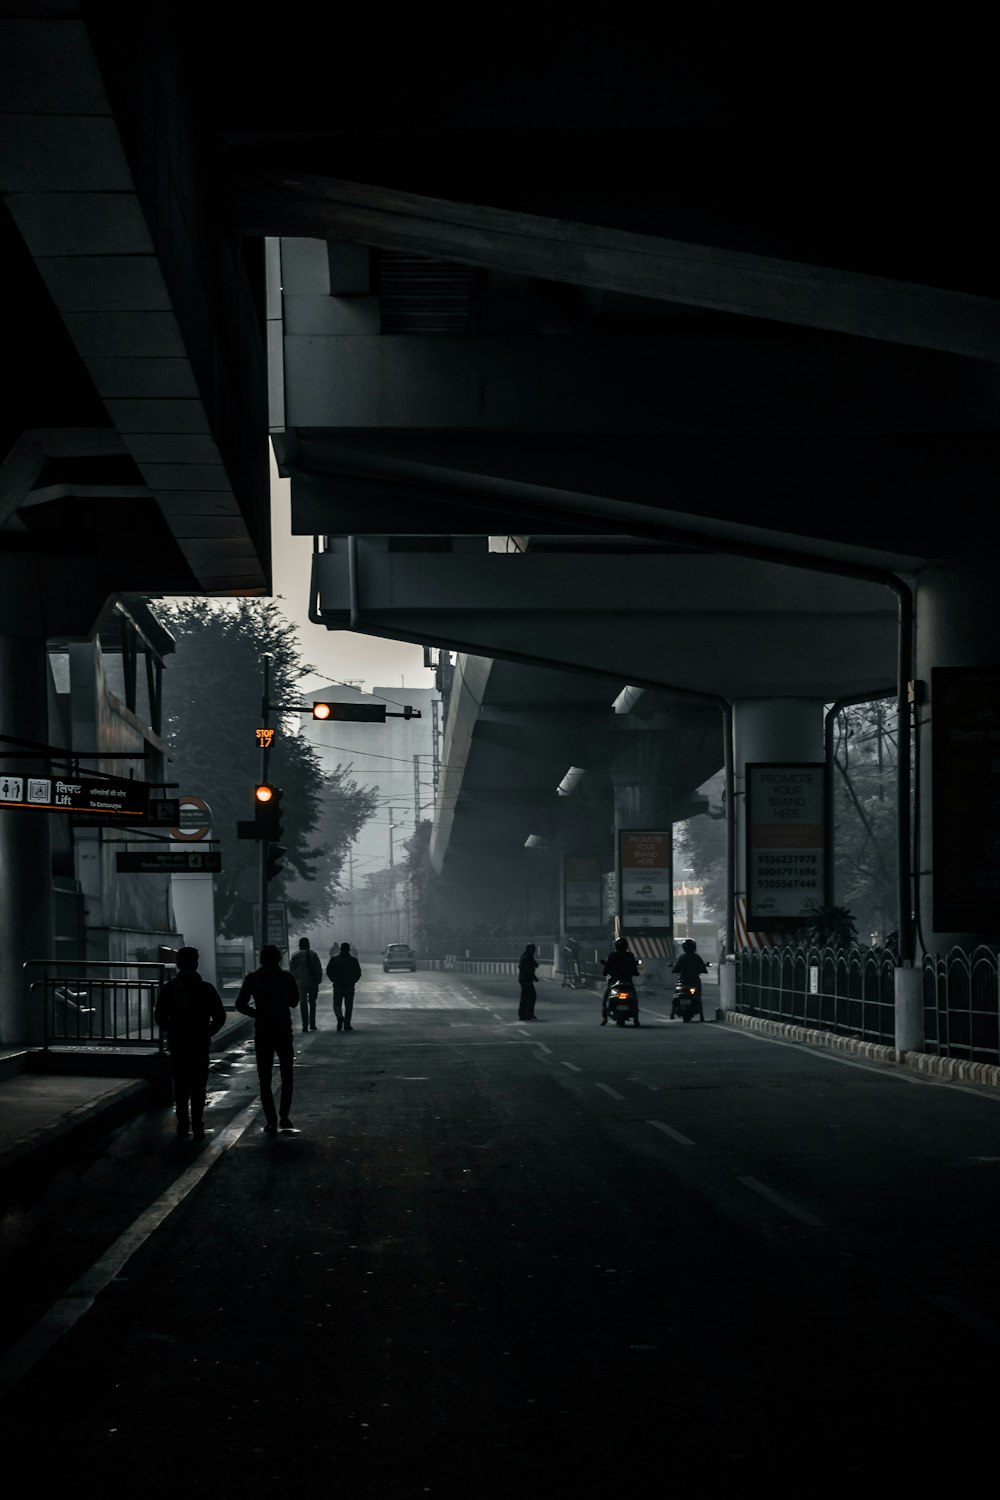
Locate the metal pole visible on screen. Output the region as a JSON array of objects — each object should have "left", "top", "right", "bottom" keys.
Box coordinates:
[
  {"left": 413, "top": 755, "right": 421, "bottom": 825},
  {"left": 260, "top": 654, "right": 272, "bottom": 956},
  {"left": 388, "top": 807, "right": 395, "bottom": 867}
]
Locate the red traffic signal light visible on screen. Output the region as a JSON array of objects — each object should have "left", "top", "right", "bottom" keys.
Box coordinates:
[
  {"left": 254, "top": 785, "right": 283, "bottom": 841},
  {"left": 312, "top": 702, "right": 387, "bottom": 723}
]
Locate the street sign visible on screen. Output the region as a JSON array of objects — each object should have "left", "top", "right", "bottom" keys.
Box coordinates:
[
  {"left": 117, "top": 850, "right": 222, "bottom": 874},
  {"left": 256, "top": 727, "right": 276, "bottom": 748},
  {"left": 0, "top": 770, "right": 150, "bottom": 818},
  {"left": 170, "top": 795, "right": 212, "bottom": 842},
  {"left": 252, "top": 902, "right": 288, "bottom": 952},
  {"left": 71, "top": 795, "right": 180, "bottom": 829}
]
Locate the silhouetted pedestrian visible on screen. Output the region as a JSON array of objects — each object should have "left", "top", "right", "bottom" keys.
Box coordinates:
[
  {"left": 327, "top": 941, "right": 362, "bottom": 1031},
  {"left": 518, "top": 943, "right": 539, "bottom": 1020},
  {"left": 290, "top": 936, "right": 322, "bottom": 1032},
  {"left": 235, "top": 944, "right": 299, "bottom": 1133},
  {"left": 154, "top": 946, "right": 226, "bottom": 1137}
]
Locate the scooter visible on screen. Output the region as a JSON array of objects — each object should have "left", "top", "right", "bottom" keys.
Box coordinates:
[
  {"left": 603, "top": 979, "right": 640, "bottom": 1027},
  {"left": 671, "top": 980, "right": 705, "bottom": 1023}
]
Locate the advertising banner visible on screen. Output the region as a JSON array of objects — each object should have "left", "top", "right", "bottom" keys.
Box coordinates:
[
  {"left": 619, "top": 830, "right": 672, "bottom": 932},
  {"left": 563, "top": 855, "right": 603, "bottom": 928},
  {"left": 746, "top": 763, "right": 825, "bottom": 927},
  {"left": 931, "top": 667, "right": 1000, "bottom": 931}
]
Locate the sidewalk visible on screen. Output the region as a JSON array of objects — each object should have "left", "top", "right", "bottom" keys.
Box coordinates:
[{"left": 0, "top": 1011, "right": 254, "bottom": 1197}]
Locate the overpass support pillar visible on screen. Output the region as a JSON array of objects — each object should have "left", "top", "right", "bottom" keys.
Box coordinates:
[
  {"left": 732, "top": 700, "right": 825, "bottom": 941},
  {"left": 610, "top": 726, "right": 673, "bottom": 990},
  {"left": 0, "top": 633, "right": 53, "bottom": 1045},
  {"left": 914, "top": 565, "right": 1000, "bottom": 956}
]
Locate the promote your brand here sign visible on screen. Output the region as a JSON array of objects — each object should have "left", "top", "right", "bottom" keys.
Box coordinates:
[
  {"left": 746, "top": 763, "right": 826, "bottom": 926},
  {"left": 619, "top": 830, "right": 672, "bottom": 931}
]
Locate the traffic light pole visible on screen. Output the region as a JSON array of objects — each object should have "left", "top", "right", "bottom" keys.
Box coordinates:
[{"left": 260, "top": 653, "right": 272, "bottom": 955}]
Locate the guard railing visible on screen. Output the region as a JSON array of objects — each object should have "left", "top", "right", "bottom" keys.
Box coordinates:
[
  {"left": 25, "top": 959, "right": 168, "bottom": 1049},
  {"left": 734, "top": 944, "right": 896, "bottom": 1046}
]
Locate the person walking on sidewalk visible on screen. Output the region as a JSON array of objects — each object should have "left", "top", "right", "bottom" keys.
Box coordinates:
[
  {"left": 327, "top": 941, "right": 362, "bottom": 1031},
  {"left": 235, "top": 944, "right": 299, "bottom": 1133},
  {"left": 154, "top": 946, "right": 226, "bottom": 1138},
  {"left": 290, "top": 936, "right": 322, "bottom": 1032},
  {"left": 518, "top": 943, "right": 539, "bottom": 1021}
]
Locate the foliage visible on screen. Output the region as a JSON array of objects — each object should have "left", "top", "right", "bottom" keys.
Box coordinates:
[
  {"left": 159, "top": 599, "right": 377, "bottom": 937},
  {"left": 799, "top": 903, "right": 858, "bottom": 949},
  {"left": 831, "top": 699, "right": 898, "bottom": 944}
]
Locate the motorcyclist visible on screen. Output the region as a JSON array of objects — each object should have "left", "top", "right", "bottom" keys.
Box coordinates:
[
  {"left": 671, "top": 938, "right": 709, "bottom": 1020},
  {"left": 601, "top": 937, "right": 641, "bottom": 1026}
]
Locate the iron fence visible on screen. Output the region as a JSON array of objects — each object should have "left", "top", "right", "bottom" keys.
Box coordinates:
[
  {"left": 735, "top": 944, "right": 896, "bottom": 1045},
  {"left": 25, "top": 960, "right": 167, "bottom": 1049},
  {"left": 923, "top": 946, "right": 1000, "bottom": 1064}
]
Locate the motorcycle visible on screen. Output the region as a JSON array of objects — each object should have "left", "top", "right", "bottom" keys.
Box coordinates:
[{"left": 603, "top": 979, "right": 640, "bottom": 1027}]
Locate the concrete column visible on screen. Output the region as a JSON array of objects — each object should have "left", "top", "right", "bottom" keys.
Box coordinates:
[
  {"left": 732, "top": 699, "right": 825, "bottom": 929},
  {"left": 914, "top": 564, "right": 1000, "bottom": 953},
  {"left": 0, "top": 634, "right": 53, "bottom": 1045},
  {"left": 610, "top": 724, "right": 673, "bottom": 989}
]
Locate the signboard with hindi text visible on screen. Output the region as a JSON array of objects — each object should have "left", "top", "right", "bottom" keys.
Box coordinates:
[
  {"left": 0, "top": 770, "right": 150, "bottom": 819},
  {"left": 746, "top": 763, "right": 826, "bottom": 927}
]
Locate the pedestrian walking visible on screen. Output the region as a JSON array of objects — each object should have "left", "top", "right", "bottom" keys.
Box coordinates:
[
  {"left": 154, "top": 946, "right": 226, "bottom": 1138},
  {"left": 290, "top": 936, "right": 322, "bottom": 1032},
  {"left": 327, "top": 941, "right": 362, "bottom": 1031},
  {"left": 518, "top": 943, "right": 539, "bottom": 1020},
  {"left": 235, "top": 944, "right": 299, "bottom": 1133}
]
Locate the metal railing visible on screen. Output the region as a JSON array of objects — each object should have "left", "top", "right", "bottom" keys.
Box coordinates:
[
  {"left": 25, "top": 959, "right": 167, "bottom": 1049},
  {"left": 923, "top": 946, "right": 1000, "bottom": 1065},
  {"left": 734, "top": 944, "right": 896, "bottom": 1045}
]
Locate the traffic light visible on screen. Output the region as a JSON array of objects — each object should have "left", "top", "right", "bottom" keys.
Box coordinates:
[
  {"left": 312, "top": 702, "right": 387, "bottom": 723},
  {"left": 265, "top": 842, "right": 287, "bottom": 882},
  {"left": 254, "top": 784, "right": 284, "bottom": 841}
]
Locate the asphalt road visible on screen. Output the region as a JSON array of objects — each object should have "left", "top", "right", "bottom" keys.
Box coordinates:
[{"left": 1, "top": 969, "right": 999, "bottom": 1495}]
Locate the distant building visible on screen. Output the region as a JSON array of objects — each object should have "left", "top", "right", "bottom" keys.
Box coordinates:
[{"left": 297, "top": 682, "right": 441, "bottom": 954}]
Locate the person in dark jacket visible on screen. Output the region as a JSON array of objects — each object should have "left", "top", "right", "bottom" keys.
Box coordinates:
[
  {"left": 327, "top": 942, "right": 362, "bottom": 1032},
  {"left": 154, "top": 946, "right": 226, "bottom": 1137},
  {"left": 671, "top": 938, "right": 709, "bottom": 1019},
  {"left": 518, "top": 943, "right": 539, "bottom": 1020},
  {"left": 235, "top": 944, "right": 300, "bottom": 1133},
  {"left": 601, "top": 937, "right": 641, "bottom": 1025},
  {"left": 289, "top": 936, "right": 323, "bottom": 1032}
]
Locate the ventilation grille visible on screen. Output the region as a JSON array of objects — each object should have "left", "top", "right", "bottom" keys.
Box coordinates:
[{"left": 378, "top": 251, "right": 478, "bottom": 334}]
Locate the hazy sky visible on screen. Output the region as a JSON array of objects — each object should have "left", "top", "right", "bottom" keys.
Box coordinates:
[{"left": 268, "top": 448, "right": 438, "bottom": 695}]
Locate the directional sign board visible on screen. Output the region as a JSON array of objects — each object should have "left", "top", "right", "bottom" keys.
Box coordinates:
[
  {"left": 0, "top": 770, "right": 150, "bottom": 818},
  {"left": 117, "top": 849, "right": 222, "bottom": 874}
]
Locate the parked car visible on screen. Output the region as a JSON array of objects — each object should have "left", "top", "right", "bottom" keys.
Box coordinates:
[{"left": 384, "top": 943, "right": 417, "bottom": 972}]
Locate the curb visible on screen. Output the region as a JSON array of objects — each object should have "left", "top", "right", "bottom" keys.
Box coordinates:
[
  {"left": 720, "top": 1011, "right": 1000, "bottom": 1089},
  {"left": 0, "top": 1078, "right": 151, "bottom": 1192}
]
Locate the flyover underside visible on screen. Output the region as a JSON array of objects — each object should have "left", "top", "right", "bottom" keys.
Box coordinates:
[{"left": 312, "top": 547, "right": 898, "bottom": 703}]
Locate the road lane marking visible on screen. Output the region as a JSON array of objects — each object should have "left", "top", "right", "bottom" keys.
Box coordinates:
[
  {"left": 646, "top": 1119, "right": 695, "bottom": 1146},
  {"left": 595, "top": 1083, "right": 626, "bottom": 1101},
  {"left": 0, "top": 1098, "right": 262, "bottom": 1399},
  {"left": 736, "top": 1174, "right": 825, "bottom": 1228},
  {"left": 561, "top": 1061, "right": 582, "bottom": 1072}
]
